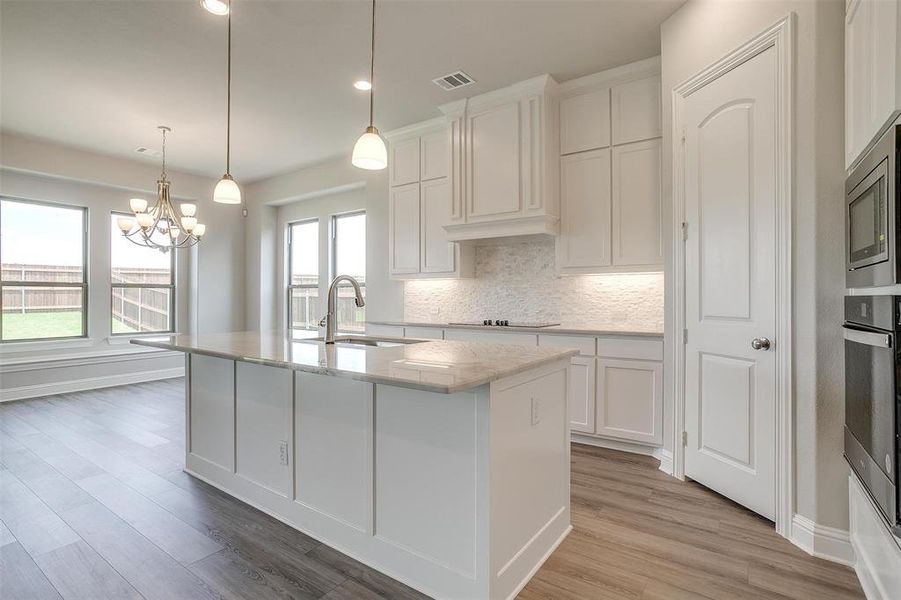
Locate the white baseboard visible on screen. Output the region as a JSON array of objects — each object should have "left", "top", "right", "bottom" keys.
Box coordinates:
[
  {"left": 790, "top": 513, "right": 855, "bottom": 567},
  {"left": 572, "top": 433, "right": 674, "bottom": 476},
  {"left": 0, "top": 367, "right": 184, "bottom": 402}
]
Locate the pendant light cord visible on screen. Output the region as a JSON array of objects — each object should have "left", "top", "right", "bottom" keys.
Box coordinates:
[
  {"left": 226, "top": 0, "right": 232, "bottom": 175},
  {"left": 368, "top": 0, "right": 375, "bottom": 128}
]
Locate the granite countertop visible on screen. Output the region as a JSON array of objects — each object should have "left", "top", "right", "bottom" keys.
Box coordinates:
[
  {"left": 132, "top": 331, "right": 577, "bottom": 394},
  {"left": 367, "top": 321, "right": 664, "bottom": 337}
]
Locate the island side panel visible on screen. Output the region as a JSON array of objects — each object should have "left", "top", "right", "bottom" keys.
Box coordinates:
[
  {"left": 295, "top": 372, "right": 373, "bottom": 533},
  {"left": 187, "top": 353, "right": 236, "bottom": 473},
  {"left": 488, "top": 358, "right": 572, "bottom": 600}
]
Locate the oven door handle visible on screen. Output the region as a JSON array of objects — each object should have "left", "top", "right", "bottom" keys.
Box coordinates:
[{"left": 843, "top": 326, "right": 893, "bottom": 349}]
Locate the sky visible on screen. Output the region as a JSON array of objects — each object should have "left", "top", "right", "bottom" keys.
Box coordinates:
[{"left": 290, "top": 212, "right": 365, "bottom": 280}]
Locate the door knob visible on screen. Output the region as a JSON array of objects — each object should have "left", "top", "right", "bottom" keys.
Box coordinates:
[{"left": 751, "top": 337, "right": 771, "bottom": 351}]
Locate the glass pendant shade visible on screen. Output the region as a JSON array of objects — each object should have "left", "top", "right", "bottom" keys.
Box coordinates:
[
  {"left": 352, "top": 126, "right": 387, "bottom": 170},
  {"left": 193, "top": 223, "right": 207, "bottom": 237},
  {"left": 117, "top": 216, "right": 135, "bottom": 233},
  {"left": 129, "top": 198, "right": 148, "bottom": 213},
  {"left": 181, "top": 216, "right": 198, "bottom": 231},
  {"left": 180, "top": 203, "right": 197, "bottom": 217},
  {"left": 213, "top": 174, "right": 242, "bottom": 204},
  {"left": 136, "top": 213, "right": 154, "bottom": 228}
]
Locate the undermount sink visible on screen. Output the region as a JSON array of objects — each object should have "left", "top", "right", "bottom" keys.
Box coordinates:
[{"left": 311, "top": 336, "right": 426, "bottom": 348}]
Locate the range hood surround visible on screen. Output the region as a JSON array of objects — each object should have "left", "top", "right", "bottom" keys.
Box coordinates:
[{"left": 439, "top": 74, "right": 560, "bottom": 243}]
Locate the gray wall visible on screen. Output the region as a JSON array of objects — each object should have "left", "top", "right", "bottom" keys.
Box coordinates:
[
  {"left": 660, "top": 0, "right": 847, "bottom": 529},
  {"left": 244, "top": 157, "right": 403, "bottom": 331}
]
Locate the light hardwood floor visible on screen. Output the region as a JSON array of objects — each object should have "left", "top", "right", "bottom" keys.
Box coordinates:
[{"left": 0, "top": 379, "right": 863, "bottom": 599}]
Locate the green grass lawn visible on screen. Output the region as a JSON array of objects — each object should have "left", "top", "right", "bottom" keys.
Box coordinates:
[{"left": 1, "top": 311, "right": 137, "bottom": 340}]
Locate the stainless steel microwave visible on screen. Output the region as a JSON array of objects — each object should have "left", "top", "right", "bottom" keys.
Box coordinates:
[{"left": 847, "top": 124, "right": 900, "bottom": 289}]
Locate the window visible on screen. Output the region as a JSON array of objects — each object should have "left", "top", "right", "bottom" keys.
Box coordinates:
[
  {"left": 288, "top": 219, "right": 319, "bottom": 330},
  {"left": 110, "top": 214, "right": 175, "bottom": 334},
  {"left": 0, "top": 198, "right": 87, "bottom": 342},
  {"left": 331, "top": 211, "right": 366, "bottom": 333}
]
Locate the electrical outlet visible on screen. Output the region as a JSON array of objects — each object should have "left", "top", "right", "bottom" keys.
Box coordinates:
[
  {"left": 279, "top": 441, "right": 289, "bottom": 466},
  {"left": 531, "top": 398, "right": 540, "bottom": 426}
]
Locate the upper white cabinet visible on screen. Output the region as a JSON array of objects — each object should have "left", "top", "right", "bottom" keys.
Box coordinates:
[
  {"left": 612, "top": 138, "right": 663, "bottom": 267},
  {"left": 845, "top": 0, "right": 901, "bottom": 169},
  {"left": 556, "top": 58, "right": 664, "bottom": 274},
  {"left": 386, "top": 120, "right": 473, "bottom": 279},
  {"left": 560, "top": 88, "right": 611, "bottom": 155},
  {"left": 440, "top": 75, "right": 561, "bottom": 241},
  {"left": 611, "top": 75, "right": 662, "bottom": 145}
]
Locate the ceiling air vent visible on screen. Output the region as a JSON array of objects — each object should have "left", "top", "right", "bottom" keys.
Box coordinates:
[
  {"left": 134, "top": 146, "right": 162, "bottom": 158},
  {"left": 432, "top": 70, "right": 475, "bottom": 91}
]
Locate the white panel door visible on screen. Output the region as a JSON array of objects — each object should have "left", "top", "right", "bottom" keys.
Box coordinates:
[
  {"left": 558, "top": 148, "right": 611, "bottom": 269},
  {"left": 596, "top": 358, "right": 662, "bottom": 445},
  {"left": 560, "top": 88, "right": 611, "bottom": 154},
  {"left": 466, "top": 101, "right": 522, "bottom": 220},
  {"left": 420, "top": 178, "right": 455, "bottom": 273},
  {"left": 420, "top": 130, "right": 449, "bottom": 181},
  {"left": 389, "top": 137, "right": 420, "bottom": 187},
  {"left": 612, "top": 138, "right": 663, "bottom": 267},
  {"left": 682, "top": 46, "right": 777, "bottom": 520},
  {"left": 611, "top": 75, "right": 662, "bottom": 145},
  {"left": 389, "top": 183, "right": 421, "bottom": 275}
]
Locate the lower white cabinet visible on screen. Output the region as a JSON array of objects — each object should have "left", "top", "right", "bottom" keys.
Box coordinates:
[
  {"left": 568, "top": 355, "right": 596, "bottom": 434},
  {"left": 595, "top": 358, "right": 663, "bottom": 445}
]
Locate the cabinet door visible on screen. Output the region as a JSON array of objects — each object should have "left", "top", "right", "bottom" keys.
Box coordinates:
[
  {"left": 611, "top": 75, "right": 662, "bottom": 145},
  {"left": 421, "top": 130, "right": 449, "bottom": 181},
  {"left": 612, "top": 139, "right": 662, "bottom": 267},
  {"left": 390, "top": 137, "right": 420, "bottom": 187},
  {"left": 568, "top": 356, "right": 596, "bottom": 434},
  {"left": 466, "top": 101, "right": 522, "bottom": 220},
  {"left": 420, "top": 178, "right": 456, "bottom": 273},
  {"left": 596, "top": 358, "right": 663, "bottom": 445},
  {"left": 560, "top": 88, "right": 611, "bottom": 154},
  {"left": 389, "top": 183, "right": 421, "bottom": 274},
  {"left": 558, "top": 148, "right": 611, "bottom": 269}
]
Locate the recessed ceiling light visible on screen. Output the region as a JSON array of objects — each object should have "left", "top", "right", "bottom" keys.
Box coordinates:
[
  {"left": 201, "top": 0, "right": 229, "bottom": 16},
  {"left": 354, "top": 80, "right": 372, "bottom": 91}
]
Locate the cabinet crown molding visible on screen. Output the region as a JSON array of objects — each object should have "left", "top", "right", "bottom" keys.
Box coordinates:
[
  {"left": 384, "top": 116, "right": 447, "bottom": 141},
  {"left": 559, "top": 55, "right": 661, "bottom": 96}
]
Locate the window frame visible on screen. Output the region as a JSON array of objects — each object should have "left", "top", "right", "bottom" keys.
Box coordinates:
[
  {"left": 330, "top": 210, "right": 366, "bottom": 334},
  {"left": 287, "top": 218, "right": 320, "bottom": 332},
  {"left": 0, "top": 196, "right": 89, "bottom": 343},
  {"left": 109, "top": 211, "right": 176, "bottom": 336}
]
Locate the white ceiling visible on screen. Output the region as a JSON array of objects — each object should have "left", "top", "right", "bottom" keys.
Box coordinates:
[{"left": 0, "top": 0, "right": 684, "bottom": 182}]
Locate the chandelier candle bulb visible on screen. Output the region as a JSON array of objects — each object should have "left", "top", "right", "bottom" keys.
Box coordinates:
[
  {"left": 193, "top": 223, "right": 206, "bottom": 237},
  {"left": 129, "top": 198, "right": 148, "bottom": 213},
  {"left": 181, "top": 216, "right": 197, "bottom": 231},
  {"left": 180, "top": 203, "right": 197, "bottom": 217}
]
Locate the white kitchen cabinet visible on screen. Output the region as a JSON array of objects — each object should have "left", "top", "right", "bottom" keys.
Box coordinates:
[
  {"left": 389, "top": 183, "right": 421, "bottom": 275},
  {"left": 560, "top": 88, "right": 610, "bottom": 155},
  {"left": 420, "top": 129, "right": 449, "bottom": 181},
  {"left": 441, "top": 75, "right": 560, "bottom": 241},
  {"left": 389, "top": 137, "right": 420, "bottom": 187},
  {"left": 557, "top": 148, "right": 611, "bottom": 271},
  {"left": 611, "top": 74, "right": 662, "bottom": 145},
  {"left": 420, "top": 178, "right": 456, "bottom": 273},
  {"left": 596, "top": 358, "right": 663, "bottom": 446},
  {"left": 567, "top": 355, "right": 596, "bottom": 434},
  {"left": 443, "top": 328, "right": 538, "bottom": 346},
  {"left": 611, "top": 138, "right": 663, "bottom": 267},
  {"left": 845, "top": 0, "right": 901, "bottom": 169},
  {"left": 404, "top": 326, "right": 444, "bottom": 340}
]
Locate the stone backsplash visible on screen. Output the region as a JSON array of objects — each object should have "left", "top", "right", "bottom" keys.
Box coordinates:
[{"left": 403, "top": 239, "right": 664, "bottom": 331}]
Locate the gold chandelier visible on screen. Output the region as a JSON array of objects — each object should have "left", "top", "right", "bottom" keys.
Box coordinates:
[{"left": 116, "top": 126, "right": 206, "bottom": 251}]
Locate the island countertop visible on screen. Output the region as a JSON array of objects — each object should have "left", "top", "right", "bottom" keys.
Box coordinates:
[{"left": 132, "top": 330, "right": 578, "bottom": 394}]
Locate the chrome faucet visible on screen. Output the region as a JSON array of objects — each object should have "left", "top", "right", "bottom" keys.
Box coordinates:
[{"left": 320, "top": 275, "right": 365, "bottom": 344}]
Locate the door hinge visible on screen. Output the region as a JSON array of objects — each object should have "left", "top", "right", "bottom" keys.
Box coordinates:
[
  {"left": 681, "top": 221, "right": 688, "bottom": 241},
  {"left": 682, "top": 431, "right": 688, "bottom": 446},
  {"left": 682, "top": 328, "right": 688, "bottom": 344}
]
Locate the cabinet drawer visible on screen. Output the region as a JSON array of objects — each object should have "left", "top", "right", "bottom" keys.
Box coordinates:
[
  {"left": 404, "top": 326, "right": 444, "bottom": 340},
  {"left": 444, "top": 328, "right": 538, "bottom": 346},
  {"left": 538, "top": 334, "right": 595, "bottom": 356},
  {"left": 596, "top": 336, "right": 663, "bottom": 361}
]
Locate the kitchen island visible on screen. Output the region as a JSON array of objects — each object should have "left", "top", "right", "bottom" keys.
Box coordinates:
[{"left": 133, "top": 331, "right": 576, "bottom": 600}]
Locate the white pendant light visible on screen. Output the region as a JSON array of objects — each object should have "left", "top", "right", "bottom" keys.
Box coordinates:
[
  {"left": 352, "top": 0, "right": 387, "bottom": 171},
  {"left": 214, "top": 0, "right": 242, "bottom": 204}
]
